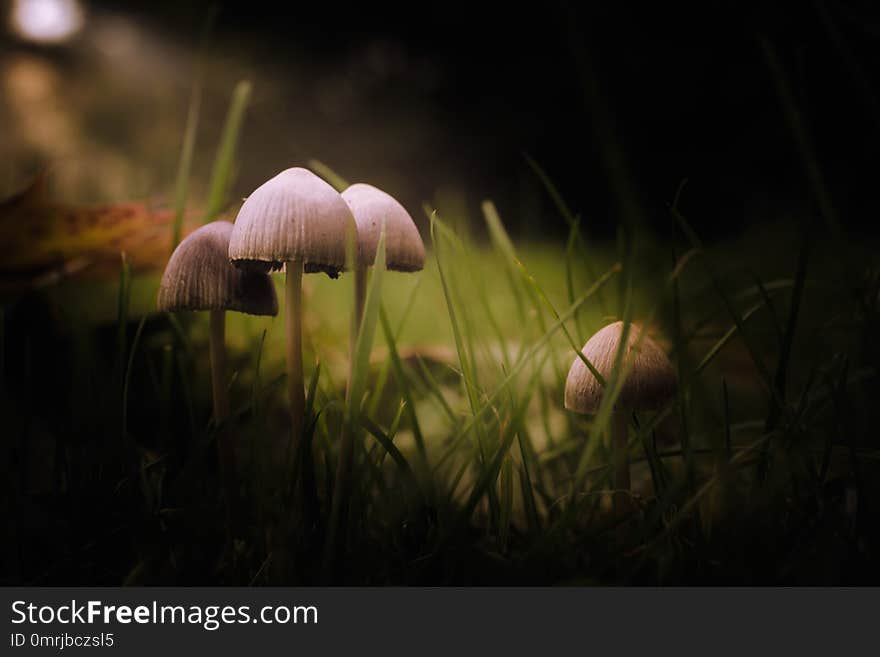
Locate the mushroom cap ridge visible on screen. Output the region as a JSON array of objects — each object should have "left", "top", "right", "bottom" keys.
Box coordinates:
[
  {"left": 229, "top": 167, "right": 355, "bottom": 277},
  {"left": 564, "top": 321, "right": 676, "bottom": 414},
  {"left": 341, "top": 183, "right": 425, "bottom": 272},
  {"left": 158, "top": 220, "right": 278, "bottom": 315}
]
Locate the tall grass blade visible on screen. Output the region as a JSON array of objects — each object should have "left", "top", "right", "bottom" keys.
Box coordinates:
[
  {"left": 523, "top": 154, "right": 607, "bottom": 315},
  {"left": 366, "top": 399, "right": 407, "bottom": 473},
  {"left": 760, "top": 219, "right": 811, "bottom": 478},
  {"left": 513, "top": 258, "right": 605, "bottom": 386},
  {"left": 122, "top": 317, "right": 147, "bottom": 451},
  {"left": 202, "top": 80, "right": 252, "bottom": 223},
  {"left": 173, "top": 351, "right": 197, "bottom": 442},
  {"left": 454, "top": 422, "right": 517, "bottom": 531},
  {"left": 484, "top": 204, "right": 529, "bottom": 332},
  {"left": 250, "top": 329, "right": 267, "bottom": 416},
  {"left": 158, "top": 344, "right": 173, "bottom": 451},
  {"left": 430, "top": 213, "right": 484, "bottom": 405},
  {"left": 324, "top": 228, "right": 386, "bottom": 578},
  {"left": 308, "top": 159, "right": 350, "bottom": 191},
  {"left": 170, "top": 7, "right": 216, "bottom": 249},
  {"left": 379, "top": 306, "right": 427, "bottom": 462},
  {"left": 369, "top": 277, "right": 422, "bottom": 417},
  {"left": 565, "top": 221, "right": 586, "bottom": 340},
  {"left": 498, "top": 457, "right": 514, "bottom": 551},
  {"left": 769, "top": 223, "right": 810, "bottom": 417},
  {"left": 761, "top": 38, "right": 844, "bottom": 244},
  {"left": 361, "top": 416, "right": 420, "bottom": 494},
  {"left": 518, "top": 458, "right": 540, "bottom": 532},
  {"left": 298, "top": 362, "right": 322, "bottom": 525},
  {"left": 347, "top": 229, "right": 386, "bottom": 427}
]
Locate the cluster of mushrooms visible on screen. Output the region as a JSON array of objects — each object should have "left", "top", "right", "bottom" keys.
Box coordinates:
[
  {"left": 157, "top": 165, "right": 677, "bottom": 535},
  {"left": 158, "top": 167, "right": 425, "bottom": 515}
]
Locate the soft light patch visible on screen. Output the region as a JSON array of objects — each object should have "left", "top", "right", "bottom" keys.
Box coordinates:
[{"left": 10, "top": 0, "right": 83, "bottom": 44}]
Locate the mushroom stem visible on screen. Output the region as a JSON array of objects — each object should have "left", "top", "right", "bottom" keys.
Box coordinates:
[
  {"left": 286, "top": 259, "right": 305, "bottom": 465},
  {"left": 612, "top": 408, "right": 631, "bottom": 520},
  {"left": 209, "top": 309, "right": 229, "bottom": 423},
  {"left": 209, "top": 309, "right": 236, "bottom": 532},
  {"left": 353, "top": 260, "right": 368, "bottom": 345}
]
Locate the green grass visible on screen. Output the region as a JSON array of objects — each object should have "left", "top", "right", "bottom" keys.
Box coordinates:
[{"left": 4, "top": 196, "right": 878, "bottom": 584}]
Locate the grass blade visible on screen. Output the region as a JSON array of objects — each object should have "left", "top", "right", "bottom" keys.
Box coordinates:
[
  {"left": 498, "top": 457, "right": 514, "bottom": 551},
  {"left": 348, "top": 229, "right": 386, "bottom": 426},
  {"left": 361, "top": 416, "right": 419, "bottom": 493},
  {"left": 523, "top": 154, "right": 607, "bottom": 316},
  {"left": 170, "top": 7, "right": 216, "bottom": 249},
  {"left": 202, "top": 80, "right": 252, "bottom": 223},
  {"left": 324, "top": 227, "right": 386, "bottom": 578},
  {"left": 308, "top": 159, "right": 350, "bottom": 191},
  {"left": 379, "top": 306, "right": 428, "bottom": 462}
]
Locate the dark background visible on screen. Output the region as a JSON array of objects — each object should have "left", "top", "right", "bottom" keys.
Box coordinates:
[{"left": 85, "top": 0, "right": 880, "bottom": 240}]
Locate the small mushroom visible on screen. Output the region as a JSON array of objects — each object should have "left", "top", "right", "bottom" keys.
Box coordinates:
[
  {"left": 564, "top": 321, "right": 676, "bottom": 517},
  {"left": 341, "top": 183, "right": 425, "bottom": 329},
  {"left": 159, "top": 220, "right": 278, "bottom": 419},
  {"left": 158, "top": 220, "right": 277, "bottom": 514},
  {"left": 229, "top": 167, "right": 355, "bottom": 457}
]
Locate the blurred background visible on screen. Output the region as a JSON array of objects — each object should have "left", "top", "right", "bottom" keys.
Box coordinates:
[{"left": 4, "top": 0, "right": 880, "bottom": 241}]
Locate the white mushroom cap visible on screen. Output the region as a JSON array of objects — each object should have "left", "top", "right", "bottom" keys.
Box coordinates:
[
  {"left": 229, "top": 167, "right": 355, "bottom": 277},
  {"left": 341, "top": 183, "right": 425, "bottom": 272},
  {"left": 158, "top": 221, "right": 278, "bottom": 315},
  {"left": 564, "top": 321, "right": 676, "bottom": 414}
]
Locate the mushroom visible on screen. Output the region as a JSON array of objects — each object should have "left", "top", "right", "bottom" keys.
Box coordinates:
[
  {"left": 158, "top": 220, "right": 277, "bottom": 510},
  {"left": 564, "top": 321, "right": 676, "bottom": 517},
  {"left": 340, "top": 183, "right": 425, "bottom": 331},
  {"left": 228, "top": 167, "right": 355, "bottom": 459},
  {"left": 323, "top": 183, "right": 424, "bottom": 570}
]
